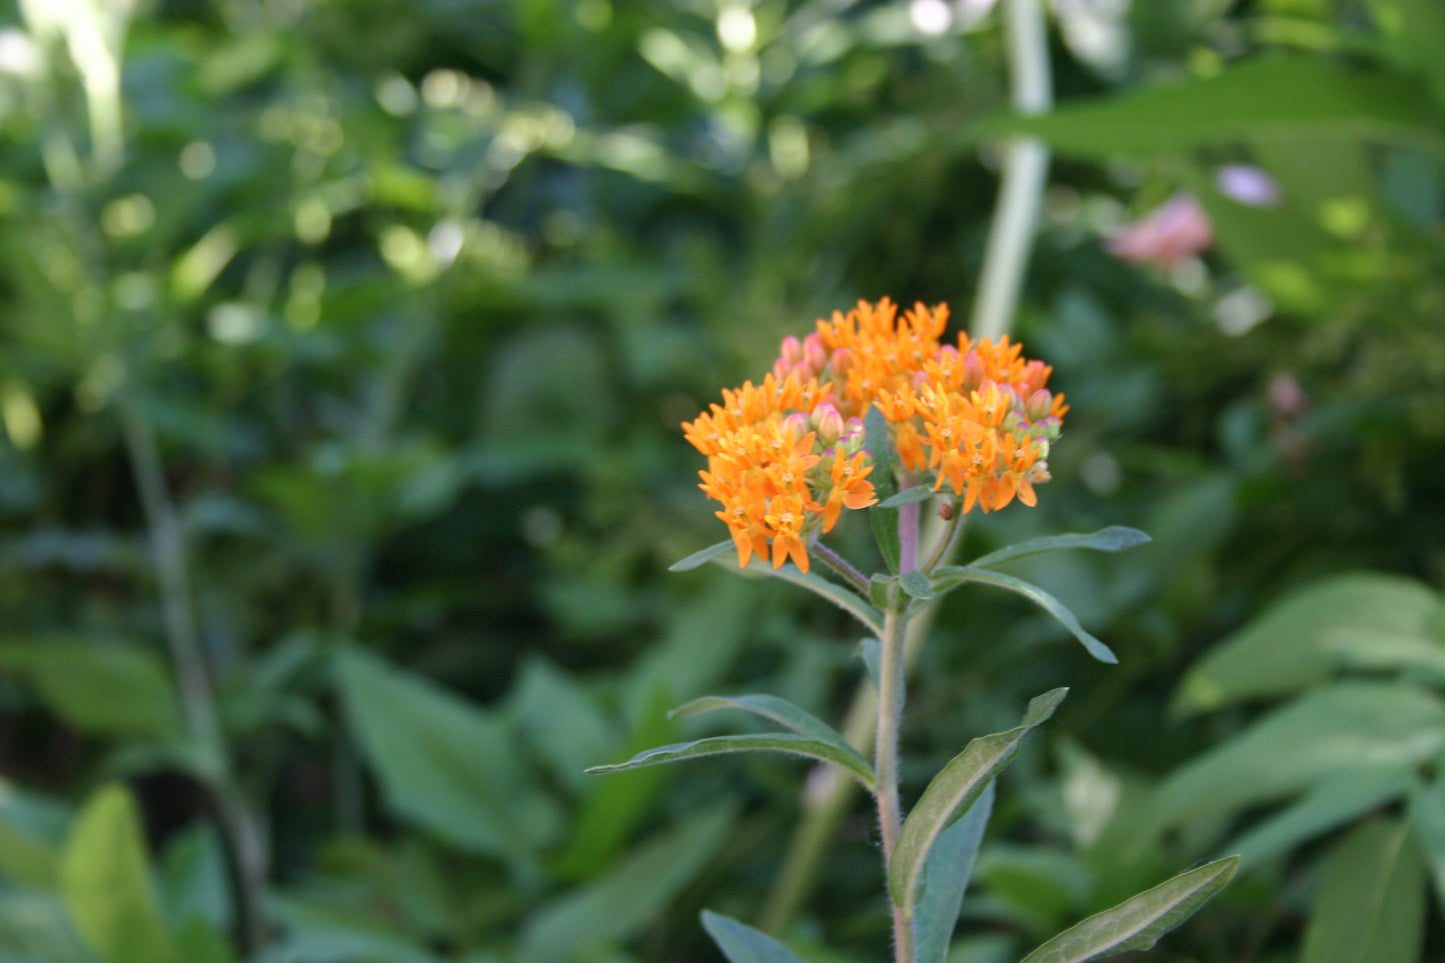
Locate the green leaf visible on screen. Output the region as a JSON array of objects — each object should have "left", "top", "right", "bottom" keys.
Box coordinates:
[
  {"left": 669, "top": 539, "right": 736, "bottom": 572},
  {"left": 865, "top": 403, "right": 902, "bottom": 574},
  {"left": 0, "top": 639, "right": 182, "bottom": 738},
  {"left": 1174, "top": 573, "right": 1441, "bottom": 714},
  {"left": 510, "top": 656, "right": 619, "bottom": 794},
  {"left": 913, "top": 780, "right": 994, "bottom": 963},
  {"left": 59, "top": 784, "right": 177, "bottom": 963},
  {"left": 1229, "top": 765, "right": 1416, "bottom": 869},
  {"left": 983, "top": 56, "right": 1445, "bottom": 157},
  {"left": 890, "top": 689, "right": 1067, "bottom": 917},
  {"left": 745, "top": 558, "right": 884, "bottom": 637},
  {"left": 1408, "top": 776, "right": 1445, "bottom": 915},
  {"left": 517, "top": 803, "right": 736, "bottom": 963},
  {"left": 700, "top": 909, "right": 807, "bottom": 963},
  {"left": 1016, "top": 856, "right": 1239, "bottom": 963},
  {"left": 336, "top": 648, "right": 558, "bottom": 859},
  {"left": 670, "top": 693, "right": 871, "bottom": 774},
  {"left": 899, "top": 571, "right": 934, "bottom": 601},
  {"left": 859, "top": 637, "right": 883, "bottom": 690},
  {"left": 1376, "top": 0, "right": 1445, "bottom": 108},
  {"left": 880, "top": 484, "right": 935, "bottom": 508},
  {"left": 964, "top": 526, "right": 1151, "bottom": 570},
  {"left": 1301, "top": 818, "right": 1426, "bottom": 963},
  {"left": 930, "top": 568, "right": 1119, "bottom": 664},
  {"left": 587, "top": 732, "right": 876, "bottom": 792},
  {"left": 1145, "top": 682, "right": 1445, "bottom": 842}
]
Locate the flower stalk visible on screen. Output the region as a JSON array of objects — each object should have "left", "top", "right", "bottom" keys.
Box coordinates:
[{"left": 875, "top": 572, "right": 914, "bottom": 962}]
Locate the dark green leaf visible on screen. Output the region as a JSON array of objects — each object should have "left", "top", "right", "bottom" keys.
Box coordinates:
[
  {"left": 1017, "top": 857, "right": 1239, "bottom": 963},
  {"left": 1301, "top": 818, "right": 1426, "bottom": 963},
  {"left": 0, "top": 639, "right": 182, "bottom": 739},
  {"left": 890, "top": 689, "right": 1067, "bottom": 916},
  {"left": 1408, "top": 776, "right": 1445, "bottom": 915},
  {"left": 865, "top": 403, "right": 902, "bottom": 574},
  {"left": 587, "top": 732, "right": 876, "bottom": 792},
  {"left": 518, "top": 804, "right": 737, "bottom": 963},
  {"left": 983, "top": 56, "right": 1445, "bottom": 157},
  {"left": 701, "top": 909, "right": 808, "bottom": 963},
  {"left": 913, "top": 780, "right": 994, "bottom": 963},
  {"left": 59, "top": 785, "right": 177, "bottom": 963},
  {"left": 669, "top": 539, "right": 736, "bottom": 572},
  {"left": 963, "top": 526, "right": 1150, "bottom": 570},
  {"left": 930, "top": 568, "right": 1119, "bottom": 663}
]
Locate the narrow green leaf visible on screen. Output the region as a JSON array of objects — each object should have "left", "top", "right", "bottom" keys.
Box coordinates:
[
  {"left": 982, "top": 56, "right": 1445, "bottom": 157},
  {"left": 517, "top": 803, "right": 737, "bottom": 963},
  {"left": 880, "top": 484, "right": 935, "bottom": 508},
  {"left": 748, "top": 559, "right": 884, "bottom": 637},
  {"left": 913, "top": 780, "right": 994, "bottom": 963},
  {"left": 1408, "top": 776, "right": 1445, "bottom": 915},
  {"left": 890, "top": 689, "right": 1068, "bottom": 916},
  {"left": 59, "top": 784, "right": 177, "bottom": 963},
  {"left": 1173, "top": 573, "right": 1441, "bottom": 714},
  {"left": 899, "top": 571, "right": 934, "bottom": 601},
  {"left": 587, "top": 732, "right": 876, "bottom": 792},
  {"left": 670, "top": 539, "right": 736, "bottom": 572},
  {"left": 1017, "top": 856, "right": 1239, "bottom": 963},
  {"left": 701, "top": 909, "right": 808, "bottom": 963},
  {"left": 963, "top": 526, "right": 1150, "bottom": 570},
  {"left": 1301, "top": 818, "right": 1426, "bottom": 963},
  {"left": 865, "top": 403, "right": 902, "bottom": 574},
  {"left": 930, "top": 568, "right": 1119, "bottom": 664},
  {"left": 670, "top": 694, "right": 872, "bottom": 775}
]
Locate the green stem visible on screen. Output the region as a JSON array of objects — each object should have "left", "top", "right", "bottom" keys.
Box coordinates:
[
  {"left": 921, "top": 500, "right": 964, "bottom": 574},
  {"left": 811, "top": 539, "right": 871, "bottom": 597},
  {"left": 876, "top": 601, "right": 912, "bottom": 963},
  {"left": 969, "top": 0, "right": 1053, "bottom": 342}
]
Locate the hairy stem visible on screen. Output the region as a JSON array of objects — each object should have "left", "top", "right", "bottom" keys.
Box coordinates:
[
  {"left": 811, "top": 539, "right": 872, "bottom": 597},
  {"left": 969, "top": 0, "right": 1053, "bottom": 342},
  {"left": 875, "top": 602, "right": 912, "bottom": 963}
]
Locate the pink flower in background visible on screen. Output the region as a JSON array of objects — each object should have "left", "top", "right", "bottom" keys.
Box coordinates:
[{"left": 1106, "top": 192, "right": 1213, "bottom": 269}]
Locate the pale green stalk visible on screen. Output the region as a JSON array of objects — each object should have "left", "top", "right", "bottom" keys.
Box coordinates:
[
  {"left": 970, "top": 0, "right": 1053, "bottom": 342},
  {"left": 876, "top": 599, "right": 913, "bottom": 963}
]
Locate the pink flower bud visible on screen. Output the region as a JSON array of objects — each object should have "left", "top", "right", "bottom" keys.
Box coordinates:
[
  {"left": 803, "top": 332, "right": 827, "bottom": 372},
  {"left": 811, "top": 402, "right": 844, "bottom": 444},
  {"left": 1026, "top": 389, "right": 1054, "bottom": 422},
  {"left": 780, "top": 335, "right": 803, "bottom": 363},
  {"left": 961, "top": 353, "right": 984, "bottom": 392},
  {"left": 772, "top": 357, "right": 791, "bottom": 380},
  {"left": 779, "top": 412, "right": 810, "bottom": 442},
  {"left": 830, "top": 348, "right": 853, "bottom": 377}
]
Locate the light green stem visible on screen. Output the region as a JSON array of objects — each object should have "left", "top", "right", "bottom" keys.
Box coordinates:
[
  {"left": 970, "top": 0, "right": 1053, "bottom": 342},
  {"left": 876, "top": 601, "right": 912, "bottom": 963}
]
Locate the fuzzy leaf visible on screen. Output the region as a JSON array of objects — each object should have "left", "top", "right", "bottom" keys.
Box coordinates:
[
  {"left": 890, "top": 689, "right": 1067, "bottom": 916},
  {"left": 701, "top": 910, "right": 808, "bottom": 963},
  {"left": 913, "top": 780, "right": 994, "bottom": 963},
  {"left": 1017, "top": 856, "right": 1238, "bottom": 963},
  {"left": 669, "top": 539, "right": 738, "bottom": 572},
  {"left": 670, "top": 694, "right": 870, "bottom": 774},
  {"left": 587, "top": 732, "right": 876, "bottom": 792},
  {"left": 880, "top": 484, "right": 935, "bottom": 508},
  {"left": 963, "top": 527, "right": 1150, "bottom": 570},
  {"left": 930, "top": 567, "right": 1119, "bottom": 663},
  {"left": 1301, "top": 818, "right": 1425, "bottom": 963}
]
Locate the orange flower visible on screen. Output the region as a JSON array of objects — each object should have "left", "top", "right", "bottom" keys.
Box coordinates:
[{"left": 684, "top": 298, "right": 1065, "bottom": 572}]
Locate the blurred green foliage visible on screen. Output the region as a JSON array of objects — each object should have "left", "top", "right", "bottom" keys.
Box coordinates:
[{"left": 0, "top": 0, "right": 1441, "bottom": 961}]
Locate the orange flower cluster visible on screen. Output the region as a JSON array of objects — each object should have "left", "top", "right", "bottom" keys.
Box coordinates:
[{"left": 683, "top": 298, "right": 1066, "bottom": 572}]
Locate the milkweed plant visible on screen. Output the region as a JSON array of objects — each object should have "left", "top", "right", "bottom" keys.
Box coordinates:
[{"left": 590, "top": 298, "right": 1239, "bottom": 963}]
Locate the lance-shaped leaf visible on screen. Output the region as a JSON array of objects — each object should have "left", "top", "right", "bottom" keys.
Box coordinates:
[
  {"left": 880, "top": 484, "right": 935, "bottom": 508},
  {"left": 1016, "top": 856, "right": 1239, "bottom": 963},
  {"left": 670, "top": 694, "right": 870, "bottom": 774},
  {"left": 963, "top": 526, "right": 1150, "bottom": 570},
  {"left": 748, "top": 559, "right": 883, "bottom": 637},
  {"left": 890, "top": 688, "right": 1068, "bottom": 917},
  {"left": 669, "top": 539, "right": 736, "bottom": 572},
  {"left": 587, "top": 733, "right": 876, "bottom": 792},
  {"left": 930, "top": 567, "right": 1118, "bottom": 664},
  {"left": 913, "top": 780, "right": 994, "bottom": 963},
  {"left": 701, "top": 910, "right": 808, "bottom": 963},
  {"left": 1301, "top": 818, "right": 1426, "bottom": 963},
  {"left": 865, "top": 404, "right": 902, "bottom": 574}
]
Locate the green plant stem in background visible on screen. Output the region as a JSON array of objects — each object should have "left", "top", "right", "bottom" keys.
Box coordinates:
[
  {"left": 875, "top": 600, "right": 913, "bottom": 963},
  {"left": 120, "top": 401, "right": 269, "bottom": 955},
  {"left": 970, "top": 0, "right": 1053, "bottom": 342}
]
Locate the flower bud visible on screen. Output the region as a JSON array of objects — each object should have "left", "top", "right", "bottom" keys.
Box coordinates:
[
  {"left": 830, "top": 348, "right": 853, "bottom": 377},
  {"left": 772, "top": 357, "right": 791, "bottom": 380},
  {"left": 1026, "top": 389, "right": 1054, "bottom": 422},
  {"left": 780, "top": 335, "right": 804, "bottom": 363},
  {"left": 812, "top": 402, "right": 844, "bottom": 444},
  {"left": 779, "top": 411, "right": 810, "bottom": 442},
  {"left": 961, "top": 353, "right": 984, "bottom": 392},
  {"left": 803, "top": 332, "right": 827, "bottom": 373}
]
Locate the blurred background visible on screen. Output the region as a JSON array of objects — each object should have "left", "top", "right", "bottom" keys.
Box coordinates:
[{"left": 0, "top": 0, "right": 1442, "bottom": 961}]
